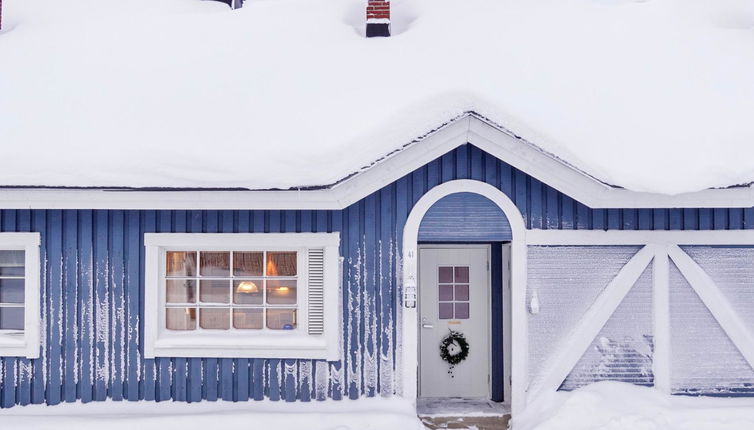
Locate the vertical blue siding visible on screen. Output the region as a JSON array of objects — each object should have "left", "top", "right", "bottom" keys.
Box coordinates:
[{"left": 0, "top": 143, "right": 751, "bottom": 407}]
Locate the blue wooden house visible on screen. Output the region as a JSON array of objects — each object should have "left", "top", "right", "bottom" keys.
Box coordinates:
[{"left": 3, "top": 112, "right": 754, "bottom": 421}]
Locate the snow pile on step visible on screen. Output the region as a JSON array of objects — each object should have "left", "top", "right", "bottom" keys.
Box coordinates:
[
  {"left": 515, "top": 381, "right": 754, "bottom": 430},
  {"left": 0, "top": 396, "right": 425, "bottom": 430},
  {"left": 1, "top": 0, "right": 753, "bottom": 194}
]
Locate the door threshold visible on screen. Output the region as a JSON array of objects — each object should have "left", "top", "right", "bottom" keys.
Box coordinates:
[{"left": 417, "top": 397, "right": 510, "bottom": 417}]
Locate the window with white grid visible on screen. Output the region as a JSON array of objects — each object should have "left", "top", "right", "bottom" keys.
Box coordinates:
[{"left": 0, "top": 233, "right": 40, "bottom": 359}]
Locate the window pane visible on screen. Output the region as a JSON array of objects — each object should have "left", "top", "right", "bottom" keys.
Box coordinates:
[
  {"left": 200, "top": 252, "right": 230, "bottom": 277},
  {"left": 166, "top": 280, "right": 196, "bottom": 304},
  {"left": 200, "top": 280, "right": 230, "bottom": 304},
  {"left": 233, "top": 308, "right": 263, "bottom": 329},
  {"left": 0, "top": 307, "right": 24, "bottom": 330},
  {"left": 438, "top": 284, "right": 453, "bottom": 301},
  {"left": 200, "top": 308, "right": 230, "bottom": 330},
  {"left": 454, "top": 266, "right": 469, "bottom": 283},
  {"left": 438, "top": 266, "right": 453, "bottom": 283},
  {"left": 267, "top": 252, "right": 296, "bottom": 276},
  {"left": 0, "top": 279, "right": 24, "bottom": 304},
  {"left": 455, "top": 284, "right": 469, "bottom": 301},
  {"left": 0, "top": 250, "right": 24, "bottom": 277},
  {"left": 166, "top": 307, "right": 196, "bottom": 330},
  {"left": 233, "top": 280, "right": 263, "bottom": 305},
  {"left": 233, "top": 252, "right": 263, "bottom": 276},
  {"left": 455, "top": 303, "right": 470, "bottom": 319},
  {"left": 438, "top": 303, "right": 453, "bottom": 320},
  {"left": 266, "top": 280, "right": 297, "bottom": 305},
  {"left": 266, "top": 308, "right": 297, "bottom": 330},
  {"left": 166, "top": 252, "right": 196, "bottom": 277}
]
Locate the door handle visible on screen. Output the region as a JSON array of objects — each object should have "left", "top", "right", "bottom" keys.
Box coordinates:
[{"left": 422, "top": 323, "right": 434, "bottom": 329}]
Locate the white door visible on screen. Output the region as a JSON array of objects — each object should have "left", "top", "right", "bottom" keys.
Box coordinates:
[{"left": 419, "top": 246, "right": 490, "bottom": 398}]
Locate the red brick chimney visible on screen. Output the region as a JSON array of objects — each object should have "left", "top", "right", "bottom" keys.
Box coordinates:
[{"left": 366, "top": 0, "right": 390, "bottom": 37}]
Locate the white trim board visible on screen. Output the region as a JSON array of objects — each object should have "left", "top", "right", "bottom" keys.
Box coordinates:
[{"left": 3, "top": 115, "right": 754, "bottom": 210}]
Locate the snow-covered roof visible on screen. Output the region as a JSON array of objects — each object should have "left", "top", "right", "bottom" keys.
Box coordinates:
[{"left": 1, "top": 0, "right": 753, "bottom": 195}]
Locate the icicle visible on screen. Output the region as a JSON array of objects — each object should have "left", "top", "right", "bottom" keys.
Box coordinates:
[{"left": 529, "top": 290, "right": 540, "bottom": 315}]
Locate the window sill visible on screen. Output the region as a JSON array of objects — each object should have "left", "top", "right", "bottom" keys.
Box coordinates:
[
  {"left": 147, "top": 333, "right": 338, "bottom": 360},
  {"left": 0, "top": 331, "right": 37, "bottom": 358}
]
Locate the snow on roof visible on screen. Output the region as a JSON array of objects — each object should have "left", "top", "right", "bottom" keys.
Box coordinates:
[{"left": 1, "top": 0, "right": 753, "bottom": 195}]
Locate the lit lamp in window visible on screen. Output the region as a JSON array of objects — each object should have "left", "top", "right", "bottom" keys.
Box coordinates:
[{"left": 236, "top": 281, "right": 259, "bottom": 294}]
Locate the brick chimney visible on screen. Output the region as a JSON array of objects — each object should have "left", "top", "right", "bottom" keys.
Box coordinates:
[{"left": 366, "top": 0, "right": 390, "bottom": 37}]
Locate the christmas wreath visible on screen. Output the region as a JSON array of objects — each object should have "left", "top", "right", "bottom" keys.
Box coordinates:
[{"left": 439, "top": 330, "right": 470, "bottom": 377}]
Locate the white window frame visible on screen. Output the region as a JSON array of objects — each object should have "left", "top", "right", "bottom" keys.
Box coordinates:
[
  {"left": 0, "top": 232, "right": 41, "bottom": 359},
  {"left": 144, "top": 233, "right": 341, "bottom": 360}
]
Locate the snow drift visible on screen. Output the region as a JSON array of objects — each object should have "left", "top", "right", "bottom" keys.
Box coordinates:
[
  {"left": 515, "top": 381, "right": 754, "bottom": 430},
  {"left": 1, "top": 0, "right": 753, "bottom": 194}
]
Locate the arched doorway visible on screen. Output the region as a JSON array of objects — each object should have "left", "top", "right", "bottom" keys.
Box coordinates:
[{"left": 401, "top": 180, "right": 527, "bottom": 415}]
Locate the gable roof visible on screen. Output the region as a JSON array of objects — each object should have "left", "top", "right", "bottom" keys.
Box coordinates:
[{"left": 2, "top": 114, "right": 754, "bottom": 210}]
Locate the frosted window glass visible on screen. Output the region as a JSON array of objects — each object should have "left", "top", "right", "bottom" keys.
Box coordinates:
[
  {"left": 166, "top": 307, "right": 196, "bottom": 330},
  {"left": 200, "top": 308, "right": 230, "bottom": 330}
]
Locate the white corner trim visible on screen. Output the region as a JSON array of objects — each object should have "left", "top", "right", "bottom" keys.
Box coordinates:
[
  {"left": 3, "top": 115, "right": 754, "bottom": 210},
  {"left": 668, "top": 245, "right": 754, "bottom": 371},
  {"left": 527, "top": 245, "right": 656, "bottom": 402},
  {"left": 0, "top": 232, "right": 41, "bottom": 359},
  {"left": 401, "top": 180, "right": 528, "bottom": 415},
  {"left": 143, "top": 232, "right": 341, "bottom": 361},
  {"left": 652, "top": 247, "right": 671, "bottom": 394}
]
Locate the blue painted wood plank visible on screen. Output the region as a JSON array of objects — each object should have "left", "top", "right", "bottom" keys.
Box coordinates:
[
  {"left": 441, "top": 151, "right": 455, "bottom": 183},
  {"left": 470, "top": 145, "right": 483, "bottom": 181},
  {"left": 299, "top": 360, "right": 312, "bottom": 402},
  {"left": 576, "top": 202, "right": 591, "bottom": 230},
  {"left": 427, "top": 158, "right": 441, "bottom": 190},
  {"left": 683, "top": 208, "right": 698, "bottom": 230},
  {"left": 745, "top": 208, "right": 754, "bottom": 230},
  {"left": 545, "top": 187, "right": 558, "bottom": 229},
  {"left": 699, "top": 208, "right": 713, "bottom": 230},
  {"left": 364, "top": 193, "right": 377, "bottom": 397},
  {"left": 669, "top": 209, "right": 682, "bottom": 230},
  {"left": 561, "top": 196, "right": 574, "bottom": 230},
  {"left": 514, "top": 171, "right": 528, "bottom": 228},
  {"left": 269, "top": 359, "right": 281, "bottom": 401},
  {"left": 714, "top": 208, "right": 728, "bottom": 230},
  {"left": 347, "top": 204, "right": 361, "bottom": 400},
  {"left": 729, "top": 208, "right": 744, "bottom": 230},
  {"left": 109, "top": 211, "right": 125, "bottom": 401},
  {"left": 530, "top": 179, "right": 543, "bottom": 229},
  {"left": 62, "top": 210, "right": 78, "bottom": 403},
  {"left": 592, "top": 209, "right": 606, "bottom": 230},
  {"left": 93, "top": 210, "right": 110, "bottom": 401},
  {"left": 329, "top": 209, "right": 344, "bottom": 401},
  {"left": 126, "top": 211, "right": 140, "bottom": 401},
  {"left": 638, "top": 209, "right": 652, "bottom": 230},
  {"left": 499, "top": 161, "right": 513, "bottom": 201},
  {"left": 252, "top": 359, "right": 264, "bottom": 401},
  {"left": 78, "top": 210, "right": 94, "bottom": 403},
  {"left": 379, "top": 186, "right": 393, "bottom": 395},
  {"left": 653, "top": 209, "right": 667, "bottom": 231},
  {"left": 456, "top": 144, "right": 469, "bottom": 179},
  {"left": 607, "top": 209, "right": 621, "bottom": 230},
  {"left": 156, "top": 211, "right": 173, "bottom": 402},
  {"left": 623, "top": 209, "right": 637, "bottom": 230},
  {"left": 284, "top": 359, "right": 297, "bottom": 402},
  {"left": 47, "top": 210, "right": 63, "bottom": 405}
]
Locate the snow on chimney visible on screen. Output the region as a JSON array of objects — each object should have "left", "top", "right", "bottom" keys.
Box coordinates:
[{"left": 366, "top": 0, "right": 390, "bottom": 37}]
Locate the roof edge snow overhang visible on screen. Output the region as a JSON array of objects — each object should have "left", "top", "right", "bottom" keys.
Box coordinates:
[{"left": 2, "top": 114, "right": 753, "bottom": 210}]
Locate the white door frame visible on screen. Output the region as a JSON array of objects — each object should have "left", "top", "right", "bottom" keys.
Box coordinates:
[
  {"left": 418, "top": 244, "right": 493, "bottom": 399},
  {"left": 401, "top": 180, "right": 528, "bottom": 414}
]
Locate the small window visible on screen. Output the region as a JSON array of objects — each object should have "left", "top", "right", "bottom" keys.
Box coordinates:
[
  {"left": 144, "top": 233, "right": 340, "bottom": 360},
  {"left": 437, "top": 266, "right": 470, "bottom": 320},
  {"left": 0, "top": 233, "right": 41, "bottom": 358}
]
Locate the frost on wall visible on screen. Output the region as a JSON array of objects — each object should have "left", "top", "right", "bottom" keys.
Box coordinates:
[
  {"left": 527, "top": 246, "right": 642, "bottom": 385},
  {"left": 670, "top": 251, "right": 754, "bottom": 395},
  {"left": 561, "top": 263, "right": 654, "bottom": 390}
]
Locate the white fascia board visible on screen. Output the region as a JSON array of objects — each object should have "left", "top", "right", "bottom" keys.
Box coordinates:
[
  {"left": 526, "top": 229, "right": 754, "bottom": 246},
  {"left": 2, "top": 115, "right": 754, "bottom": 209}
]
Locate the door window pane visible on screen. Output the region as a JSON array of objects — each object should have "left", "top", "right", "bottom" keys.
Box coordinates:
[
  {"left": 266, "top": 280, "right": 297, "bottom": 305},
  {"left": 267, "top": 252, "right": 296, "bottom": 276},
  {"left": 233, "top": 280, "right": 263, "bottom": 304},
  {"left": 233, "top": 308, "right": 263, "bottom": 329},
  {"left": 200, "top": 252, "right": 230, "bottom": 277},
  {"left": 454, "top": 284, "right": 469, "bottom": 301},
  {"left": 166, "top": 252, "right": 196, "bottom": 277},
  {"left": 454, "top": 266, "right": 469, "bottom": 283},
  {"left": 0, "top": 250, "right": 24, "bottom": 277},
  {"left": 200, "top": 279, "right": 230, "bottom": 303},
  {"left": 438, "top": 303, "right": 453, "bottom": 320},
  {"left": 166, "top": 307, "right": 196, "bottom": 330},
  {"left": 233, "top": 252, "right": 263, "bottom": 276},
  {"left": 438, "top": 266, "right": 453, "bottom": 283},
  {"left": 166, "top": 280, "right": 196, "bottom": 303},
  {"left": 438, "top": 284, "right": 453, "bottom": 301},
  {"left": 266, "top": 308, "right": 297, "bottom": 330},
  {"left": 200, "top": 308, "right": 230, "bottom": 330},
  {"left": 455, "top": 303, "right": 470, "bottom": 319},
  {"left": 0, "top": 279, "right": 24, "bottom": 304}
]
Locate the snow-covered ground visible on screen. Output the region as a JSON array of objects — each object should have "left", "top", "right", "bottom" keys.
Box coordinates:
[
  {"left": 1, "top": 0, "right": 753, "bottom": 193},
  {"left": 515, "top": 381, "right": 754, "bottom": 430},
  {"left": 0, "top": 396, "right": 425, "bottom": 430}
]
